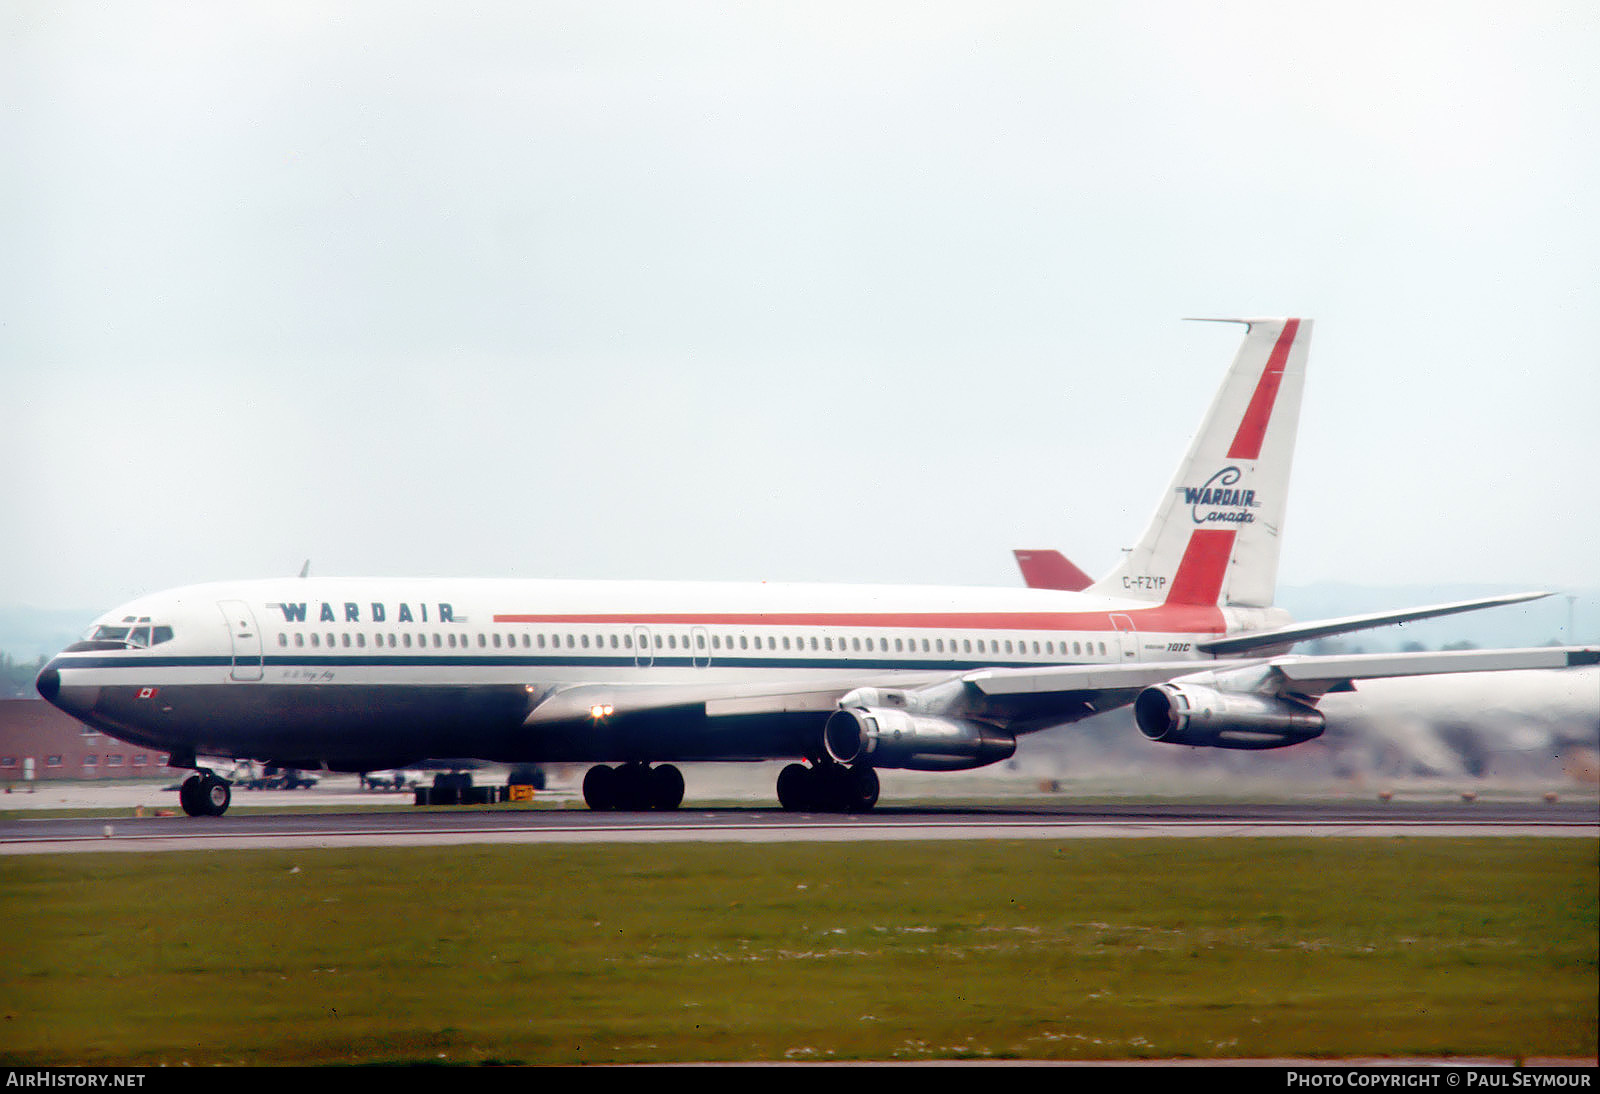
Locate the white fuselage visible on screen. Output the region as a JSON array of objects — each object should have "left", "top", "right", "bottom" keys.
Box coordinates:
[{"left": 39, "top": 576, "right": 1284, "bottom": 770}]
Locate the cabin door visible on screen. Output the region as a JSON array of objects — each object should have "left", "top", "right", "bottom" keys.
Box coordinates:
[
  {"left": 1111, "top": 614, "right": 1139, "bottom": 662},
  {"left": 219, "top": 600, "right": 264, "bottom": 681}
]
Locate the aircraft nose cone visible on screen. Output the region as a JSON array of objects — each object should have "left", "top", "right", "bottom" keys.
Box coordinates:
[{"left": 35, "top": 665, "right": 60, "bottom": 703}]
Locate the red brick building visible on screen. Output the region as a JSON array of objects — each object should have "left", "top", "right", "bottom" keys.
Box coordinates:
[{"left": 0, "top": 698, "right": 169, "bottom": 782}]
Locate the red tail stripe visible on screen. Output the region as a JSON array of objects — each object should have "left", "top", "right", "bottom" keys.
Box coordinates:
[
  {"left": 1165, "top": 529, "right": 1236, "bottom": 606},
  {"left": 1227, "top": 318, "right": 1299, "bottom": 460}
]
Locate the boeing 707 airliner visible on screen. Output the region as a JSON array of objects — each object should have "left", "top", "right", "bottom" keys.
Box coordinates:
[{"left": 35, "top": 319, "right": 1596, "bottom": 816}]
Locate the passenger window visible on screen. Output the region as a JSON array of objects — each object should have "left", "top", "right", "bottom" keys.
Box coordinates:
[
  {"left": 356, "top": 633, "right": 366, "bottom": 648},
  {"left": 278, "top": 634, "right": 288, "bottom": 648}
]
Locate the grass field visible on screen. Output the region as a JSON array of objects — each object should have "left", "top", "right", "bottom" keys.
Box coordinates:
[{"left": 1, "top": 838, "right": 1594, "bottom": 1065}]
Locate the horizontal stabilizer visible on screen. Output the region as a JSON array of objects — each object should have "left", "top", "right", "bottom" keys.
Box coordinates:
[
  {"left": 1196, "top": 591, "right": 1552, "bottom": 655},
  {"left": 1012, "top": 549, "right": 1094, "bottom": 592}
]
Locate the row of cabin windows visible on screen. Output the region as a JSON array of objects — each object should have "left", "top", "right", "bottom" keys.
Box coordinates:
[{"left": 275, "top": 629, "right": 1112, "bottom": 658}]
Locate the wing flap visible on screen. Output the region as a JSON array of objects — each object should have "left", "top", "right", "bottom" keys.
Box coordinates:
[
  {"left": 964, "top": 660, "right": 1251, "bottom": 697},
  {"left": 522, "top": 681, "right": 863, "bottom": 726}
]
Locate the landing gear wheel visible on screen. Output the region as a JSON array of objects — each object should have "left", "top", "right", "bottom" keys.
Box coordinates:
[
  {"left": 582, "top": 765, "right": 618, "bottom": 811},
  {"left": 777, "top": 763, "right": 813, "bottom": 811},
  {"left": 179, "top": 774, "right": 204, "bottom": 817},
  {"left": 179, "top": 773, "right": 232, "bottom": 817},
  {"left": 202, "top": 775, "right": 232, "bottom": 816},
  {"left": 650, "top": 764, "right": 685, "bottom": 811},
  {"left": 845, "top": 765, "right": 879, "bottom": 813}
]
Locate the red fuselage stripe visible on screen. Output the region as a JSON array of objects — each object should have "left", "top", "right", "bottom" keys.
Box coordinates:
[
  {"left": 492, "top": 607, "right": 1226, "bottom": 634},
  {"left": 1227, "top": 318, "right": 1299, "bottom": 460}
]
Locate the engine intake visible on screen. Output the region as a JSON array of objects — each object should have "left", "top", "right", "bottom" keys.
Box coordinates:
[
  {"left": 1134, "top": 683, "right": 1325, "bottom": 750},
  {"left": 824, "top": 707, "right": 1016, "bottom": 771}
]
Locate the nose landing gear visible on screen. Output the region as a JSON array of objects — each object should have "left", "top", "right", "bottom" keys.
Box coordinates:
[{"left": 178, "top": 771, "right": 233, "bottom": 817}]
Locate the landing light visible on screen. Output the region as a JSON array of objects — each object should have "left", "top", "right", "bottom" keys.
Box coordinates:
[{"left": 589, "top": 703, "right": 614, "bottom": 721}]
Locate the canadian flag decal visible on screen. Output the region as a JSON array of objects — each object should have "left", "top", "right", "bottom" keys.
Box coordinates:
[{"left": 137, "top": 687, "right": 158, "bottom": 700}]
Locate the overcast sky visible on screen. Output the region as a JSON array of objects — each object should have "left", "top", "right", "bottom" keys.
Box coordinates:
[{"left": 4, "top": 1, "right": 1596, "bottom": 613}]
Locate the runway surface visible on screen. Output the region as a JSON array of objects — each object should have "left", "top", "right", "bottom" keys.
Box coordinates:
[{"left": 3, "top": 798, "right": 1594, "bottom": 855}]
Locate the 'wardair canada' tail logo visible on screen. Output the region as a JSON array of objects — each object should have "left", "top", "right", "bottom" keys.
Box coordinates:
[{"left": 1183, "top": 466, "right": 1259, "bottom": 525}]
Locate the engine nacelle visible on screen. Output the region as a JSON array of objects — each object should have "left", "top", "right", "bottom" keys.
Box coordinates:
[
  {"left": 824, "top": 707, "right": 1016, "bottom": 771},
  {"left": 1134, "top": 683, "right": 1325, "bottom": 750}
]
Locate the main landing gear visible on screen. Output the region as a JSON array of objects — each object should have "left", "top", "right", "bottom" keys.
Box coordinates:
[
  {"left": 777, "top": 760, "right": 879, "bottom": 813},
  {"left": 178, "top": 771, "right": 232, "bottom": 817},
  {"left": 581, "top": 762, "right": 685, "bottom": 811}
]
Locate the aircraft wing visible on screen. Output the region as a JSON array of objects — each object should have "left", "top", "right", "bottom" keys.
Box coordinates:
[
  {"left": 525, "top": 646, "right": 1599, "bottom": 738},
  {"left": 956, "top": 646, "right": 1599, "bottom": 735},
  {"left": 965, "top": 646, "right": 1597, "bottom": 706},
  {"left": 1195, "top": 591, "right": 1551, "bottom": 655},
  {"left": 1259, "top": 645, "right": 1600, "bottom": 698}
]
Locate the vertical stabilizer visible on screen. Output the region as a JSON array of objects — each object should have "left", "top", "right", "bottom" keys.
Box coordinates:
[{"left": 1089, "top": 318, "right": 1311, "bottom": 609}]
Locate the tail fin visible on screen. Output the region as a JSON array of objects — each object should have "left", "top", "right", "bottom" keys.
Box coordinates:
[{"left": 1088, "top": 318, "right": 1311, "bottom": 609}]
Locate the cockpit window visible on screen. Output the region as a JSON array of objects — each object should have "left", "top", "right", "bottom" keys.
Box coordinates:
[{"left": 85, "top": 623, "right": 175, "bottom": 647}]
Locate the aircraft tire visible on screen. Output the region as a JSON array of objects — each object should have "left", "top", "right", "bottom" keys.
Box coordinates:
[
  {"left": 846, "top": 765, "right": 879, "bottom": 813},
  {"left": 582, "top": 765, "right": 617, "bottom": 811},
  {"left": 202, "top": 775, "right": 232, "bottom": 817},
  {"left": 614, "top": 763, "right": 652, "bottom": 811},
  {"left": 776, "top": 763, "right": 813, "bottom": 811},
  {"left": 650, "top": 764, "right": 685, "bottom": 811},
  {"left": 178, "top": 774, "right": 205, "bottom": 817}
]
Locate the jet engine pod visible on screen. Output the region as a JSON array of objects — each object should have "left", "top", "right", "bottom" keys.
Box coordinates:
[
  {"left": 1134, "top": 683, "right": 1326, "bottom": 750},
  {"left": 824, "top": 707, "right": 1016, "bottom": 771}
]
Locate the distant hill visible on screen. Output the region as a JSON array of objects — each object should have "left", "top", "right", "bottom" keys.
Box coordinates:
[{"left": 0, "top": 606, "right": 100, "bottom": 663}]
